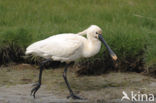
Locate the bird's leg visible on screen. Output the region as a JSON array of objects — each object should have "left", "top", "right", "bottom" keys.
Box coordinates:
[
  {"left": 63, "top": 63, "right": 84, "bottom": 100},
  {"left": 31, "top": 58, "right": 52, "bottom": 98}
]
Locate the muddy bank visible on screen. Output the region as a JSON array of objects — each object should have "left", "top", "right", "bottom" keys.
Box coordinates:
[
  {"left": 0, "top": 64, "right": 156, "bottom": 103},
  {"left": 0, "top": 84, "right": 156, "bottom": 103},
  {"left": 0, "top": 84, "right": 87, "bottom": 103}
]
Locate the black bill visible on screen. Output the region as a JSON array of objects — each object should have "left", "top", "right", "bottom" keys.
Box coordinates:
[{"left": 98, "top": 34, "right": 117, "bottom": 61}]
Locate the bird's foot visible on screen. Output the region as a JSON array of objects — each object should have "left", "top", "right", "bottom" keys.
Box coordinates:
[
  {"left": 67, "top": 93, "right": 85, "bottom": 100},
  {"left": 30, "top": 82, "right": 41, "bottom": 98}
]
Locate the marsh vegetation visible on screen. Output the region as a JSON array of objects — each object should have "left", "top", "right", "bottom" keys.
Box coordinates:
[{"left": 0, "top": 0, "right": 156, "bottom": 75}]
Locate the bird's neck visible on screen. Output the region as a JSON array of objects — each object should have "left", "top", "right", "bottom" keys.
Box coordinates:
[{"left": 83, "top": 39, "right": 101, "bottom": 58}]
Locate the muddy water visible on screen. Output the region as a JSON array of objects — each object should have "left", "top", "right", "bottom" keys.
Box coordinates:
[
  {"left": 0, "top": 84, "right": 87, "bottom": 103},
  {"left": 0, "top": 84, "right": 156, "bottom": 103}
]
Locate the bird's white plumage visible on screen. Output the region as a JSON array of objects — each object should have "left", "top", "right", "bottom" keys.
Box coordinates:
[
  {"left": 26, "top": 25, "right": 102, "bottom": 63},
  {"left": 26, "top": 34, "right": 87, "bottom": 62}
]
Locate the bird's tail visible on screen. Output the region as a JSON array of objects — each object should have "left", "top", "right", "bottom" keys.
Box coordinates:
[{"left": 25, "top": 50, "right": 33, "bottom": 55}]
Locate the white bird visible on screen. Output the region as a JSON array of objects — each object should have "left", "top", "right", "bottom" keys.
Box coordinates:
[{"left": 25, "top": 25, "right": 117, "bottom": 99}]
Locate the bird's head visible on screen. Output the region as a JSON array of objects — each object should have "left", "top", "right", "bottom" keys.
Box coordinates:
[
  {"left": 87, "top": 25, "right": 118, "bottom": 61},
  {"left": 87, "top": 25, "right": 103, "bottom": 40}
]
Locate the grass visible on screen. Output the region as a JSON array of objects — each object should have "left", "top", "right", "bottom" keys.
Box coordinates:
[
  {"left": 0, "top": 64, "right": 156, "bottom": 101},
  {"left": 0, "top": 0, "right": 156, "bottom": 73}
]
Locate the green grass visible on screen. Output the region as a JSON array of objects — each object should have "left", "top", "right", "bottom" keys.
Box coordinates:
[{"left": 0, "top": 0, "right": 156, "bottom": 72}]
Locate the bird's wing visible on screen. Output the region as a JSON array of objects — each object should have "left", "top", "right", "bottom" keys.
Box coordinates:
[{"left": 26, "top": 34, "right": 86, "bottom": 58}]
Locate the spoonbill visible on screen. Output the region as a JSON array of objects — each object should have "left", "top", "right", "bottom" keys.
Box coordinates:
[{"left": 25, "top": 25, "right": 117, "bottom": 99}]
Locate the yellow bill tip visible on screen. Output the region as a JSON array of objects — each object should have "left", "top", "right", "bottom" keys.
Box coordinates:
[{"left": 111, "top": 55, "right": 118, "bottom": 61}]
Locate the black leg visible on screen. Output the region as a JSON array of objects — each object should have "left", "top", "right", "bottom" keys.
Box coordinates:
[
  {"left": 31, "top": 58, "right": 52, "bottom": 98},
  {"left": 63, "top": 63, "right": 84, "bottom": 100}
]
